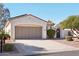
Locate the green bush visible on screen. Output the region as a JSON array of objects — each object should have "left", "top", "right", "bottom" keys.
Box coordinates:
[
  {"left": 47, "top": 29, "right": 55, "bottom": 38},
  {"left": 65, "top": 36, "right": 73, "bottom": 41},
  {"left": 3, "top": 44, "right": 14, "bottom": 52}
]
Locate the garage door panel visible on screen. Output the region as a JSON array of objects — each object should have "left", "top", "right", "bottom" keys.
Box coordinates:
[{"left": 15, "top": 26, "right": 42, "bottom": 39}]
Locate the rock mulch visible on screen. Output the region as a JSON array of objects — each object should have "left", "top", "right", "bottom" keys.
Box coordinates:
[{"left": 54, "top": 39, "right": 79, "bottom": 48}]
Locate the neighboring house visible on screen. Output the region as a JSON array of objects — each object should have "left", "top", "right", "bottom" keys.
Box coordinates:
[{"left": 4, "top": 14, "right": 53, "bottom": 41}]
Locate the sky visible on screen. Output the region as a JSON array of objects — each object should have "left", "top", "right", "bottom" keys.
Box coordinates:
[{"left": 4, "top": 3, "right": 79, "bottom": 24}]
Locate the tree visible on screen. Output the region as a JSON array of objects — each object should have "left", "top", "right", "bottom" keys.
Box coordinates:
[
  {"left": 72, "top": 16, "right": 79, "bottom": 29},
  {"left": 0, "top": 3, "right": 10, "bottom": 29},
  {"left": 0, "top": 4, "right": 4, "bottom": 20},
  {"left": 3, "top": 8, "right": 10, "bottom": 20},
  {"left": 59, "top": 16, "right": 79, "bottom": 29}
]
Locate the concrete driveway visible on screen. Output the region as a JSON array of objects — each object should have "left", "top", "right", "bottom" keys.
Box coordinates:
[{"left": 15, "top": 40, "right": 79, "bottom": 55}]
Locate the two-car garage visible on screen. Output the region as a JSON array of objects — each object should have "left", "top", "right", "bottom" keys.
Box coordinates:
[{"left": 15, "top": 26, "right": 42, "bottom": 39}]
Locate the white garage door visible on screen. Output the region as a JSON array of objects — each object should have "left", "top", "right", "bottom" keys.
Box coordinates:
[{"left": 15, "top": 26, "right": 42, "bottom": 39}]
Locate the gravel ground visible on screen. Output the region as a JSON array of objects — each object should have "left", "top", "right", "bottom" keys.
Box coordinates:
[{"left": 54, "top": 39, "right": 79, "bottom": 48}]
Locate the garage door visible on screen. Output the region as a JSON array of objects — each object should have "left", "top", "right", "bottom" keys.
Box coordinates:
[{"left": 15, "top": 26, "right": 42, "bottom": 39}]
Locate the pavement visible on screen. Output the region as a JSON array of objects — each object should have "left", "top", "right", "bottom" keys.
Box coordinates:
[
  {"left": 14, "top": 39, "right": 79, "bottom": 56},
  {"left": 30, "top": 50, "right": 79, "bottom": 56}
]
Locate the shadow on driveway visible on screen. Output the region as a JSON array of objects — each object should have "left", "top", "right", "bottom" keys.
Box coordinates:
[{"left": 15, "top": 43, "right": 47, "bottom": 55}]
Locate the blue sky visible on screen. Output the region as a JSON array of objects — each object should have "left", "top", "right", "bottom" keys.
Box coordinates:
[{"left": 4, "top": 3, "right": 79, "bottom": 24}]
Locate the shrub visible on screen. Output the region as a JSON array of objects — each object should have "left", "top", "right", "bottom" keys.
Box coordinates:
[
  {"left": 3, "top": 44, "right": 14, "bottom": 52},
  {"left": 65, "top": 36, "right": 73, "bottom": 41},
  {"left": 47, "top": 29, "right": 55, "bottom": 38}
]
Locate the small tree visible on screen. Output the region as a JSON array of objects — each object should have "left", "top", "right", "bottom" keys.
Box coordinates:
[{"left": 47, "top": 29, "right": 55, "bottom": 39}]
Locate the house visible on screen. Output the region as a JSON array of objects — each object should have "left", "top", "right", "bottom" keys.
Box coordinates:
[{"left": 4, "top": 14, "right": 53, "bottom": 41}]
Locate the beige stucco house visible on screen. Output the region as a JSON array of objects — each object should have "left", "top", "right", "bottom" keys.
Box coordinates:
[{"left": 4, "top": 14, "right": 53, "bottom": 41}]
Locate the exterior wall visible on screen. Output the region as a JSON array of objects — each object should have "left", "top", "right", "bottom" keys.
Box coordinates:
[
  {"left": 60, "top": 29, "right": 71, "bottom": 38},
  {"left": 54, "top": 29, "right": 71, "bottom": 39},
  {"left": 47, "top": 25, "right": 51, "bottom": 29},
  {"left": 4, "top": 22, "right": 11, "bottom": 36},
  {"left": 60, "top": 30, "right": 66, "bottom": 38},
  {"left": 10, "top": 15, "right": 47, "bottom": 40},
  {"left": 4, "top": 22, "right": 14, "bottom": 41},
  {"left": 42, "top": 25, "right": 47, "bottom": 39},
  {"left": 47, "top": 25, "right": 54, "bottom": 30}
]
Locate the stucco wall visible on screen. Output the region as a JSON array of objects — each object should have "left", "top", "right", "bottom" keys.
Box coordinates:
[
  {"left": 54, "top": 29, "right": 70, "bottom": 39},
  {"left": 10, "top": 15, "right": 47, "bottom": 40},
  {"left": 4, "top": 22, "right": 11, "bottom": 36},
  {"left": 60, "top": 29, "right": 71, "bottom": 38}
]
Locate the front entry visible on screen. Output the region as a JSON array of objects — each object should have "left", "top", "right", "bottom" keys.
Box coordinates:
[{"left": 56, "top": 28, "right": 60, "bottom": 38}]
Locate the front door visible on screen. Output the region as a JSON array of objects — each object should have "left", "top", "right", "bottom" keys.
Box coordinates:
[{"left": 56, "top": 28, "right": 60, "bottom": 38}]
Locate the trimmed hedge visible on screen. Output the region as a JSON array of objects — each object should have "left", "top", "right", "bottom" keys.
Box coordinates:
[{"left": 47, "top": 29, "right": 55, "bottom": 38}]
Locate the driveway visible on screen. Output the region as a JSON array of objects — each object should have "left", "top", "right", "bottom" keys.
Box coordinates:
[{"left": 15, "top": 40, "right": 79, "bottom": 55}]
